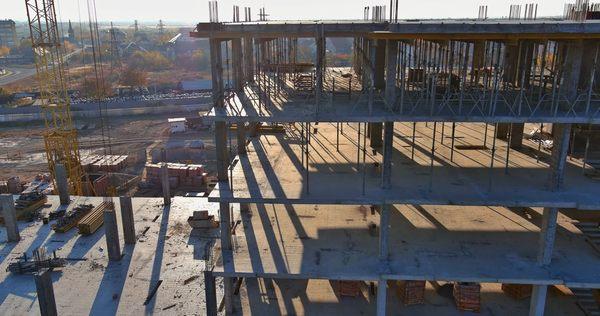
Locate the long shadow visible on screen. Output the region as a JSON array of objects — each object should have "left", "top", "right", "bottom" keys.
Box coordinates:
[
  {"left": 144, "top": 204, "right": 170, "bottom": 313},
  {"left": 89, "top": 243, "right": 136, "bottom": 316}
]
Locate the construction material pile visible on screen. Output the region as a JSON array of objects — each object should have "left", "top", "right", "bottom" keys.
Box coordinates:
[
  {"left": 337, "top": 280, "right": 362, "bottom": 297},
  {"left": 78, "top": 201, "right": 114, "bottom": 235},
  {"left": 145, "top": 162, "right": 206, "bottom": 189},
  {"left": 14, "top": 191, "right": 47, "bottom": 221},
  {"left": 7, "top": 247, "right": 67, "bottom": 275},
  {"left": 81, "top": 154, "right": 129, "bottom": 172},
  {"left": 396, "top": 280, "right": 426, "bottom": 305},
  {"left": 53, "top": 204, "right": 94, "bottom": 233},
  {"left": 453, "top": 282, "right": 481, "bottom": 312},
  {"left": 187, "top": 210, "right": 218, "bottom": 229},
  {"left": 501, "top": 283, "right": 532, "bottom": 300}
]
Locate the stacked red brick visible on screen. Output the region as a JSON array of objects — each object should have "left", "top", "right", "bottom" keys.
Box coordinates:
[
  {"left": 81, "top": 155, "right": 128, "bottom": 172},
  {"left": 145, "top": 163, "right": 206, "bottom": 189},
  {"left": 338, "top": 281, "right": 362, "bottom": 297},
  {"left": 453, "top": 282, "right": 481, "bottom": 312},
  {"left": 396, "top": 280, "right": 426, "bottom": 305},
  {"left": 501, "top": 284, "right": 532, "bottom": 300}
]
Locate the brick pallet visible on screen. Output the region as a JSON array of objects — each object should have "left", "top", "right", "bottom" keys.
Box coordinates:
[
  {"left": 453, "top": 282, "right": 481, "bottom": 313},
  {"left": 501, "top": 284, "right": 532, "bottom": 300},
  {"left": 338, "top": 281, "right": 362, "bottom": 297},
  {"left": 396, "top": 280, "right": 426, "bottom": 305},
  {"left": 78, "top": 201, "right": 114, "bottom": 235},
  {"left": 145, "top": 163, "right": 206, "bottom": 188}
]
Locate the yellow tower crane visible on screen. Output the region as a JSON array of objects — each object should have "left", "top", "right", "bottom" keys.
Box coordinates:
[{"left": 25, "top": 0, "right": 85, "bottom": 195}]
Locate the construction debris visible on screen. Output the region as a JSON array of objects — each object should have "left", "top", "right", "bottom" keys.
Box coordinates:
[
  {"left": 78, "top": 201, "right": 114, "bottom": 235},
  {"left": 6, "top": 247, "right": 67, "bottom": 275}
]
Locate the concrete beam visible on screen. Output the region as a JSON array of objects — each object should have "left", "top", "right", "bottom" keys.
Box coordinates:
[
  {"left": 160, "top": 163, "right": 171, "bottom": 205},
  {"left": 34, "top": 269, "right": 57, "bottom": 316},
  {"left": 104, "top": 207, "right": 121, "bottom": 261},
  {"left": 1, "top": 194, "right": 19, "bottom": 242},
  {"left": 119, "top": 196, "right": 136, "bottom": 245},
  {"left": 54, "top": 164, "right": 69, "bottom": 205}
]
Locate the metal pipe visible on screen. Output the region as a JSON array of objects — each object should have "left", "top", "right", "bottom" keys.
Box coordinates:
[
  {"left": 451, "top": 123, "right": 456, "bottom": 162},
  {"left": 429, "top": 122, "right": 437, "bottom": 191}
]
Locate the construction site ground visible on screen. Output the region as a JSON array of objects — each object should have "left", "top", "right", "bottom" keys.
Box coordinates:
[{"left": 0, "top": 114, "right": 217, "bottom": 195}]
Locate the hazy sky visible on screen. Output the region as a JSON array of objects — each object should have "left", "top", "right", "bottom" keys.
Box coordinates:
[{"left": 4, "top": 0, "right": 567, "bottom": 25}]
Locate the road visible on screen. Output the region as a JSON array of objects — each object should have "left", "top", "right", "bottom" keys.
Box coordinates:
[
  {"left": 0, "top": 67, "right": 37, "bottom": 86},
  {"left": 0, "top": 47, "right": 84, "bottom": 86}
]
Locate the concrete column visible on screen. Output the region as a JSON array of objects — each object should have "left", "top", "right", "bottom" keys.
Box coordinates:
[
  {"left": 231, "top": 38, "right": 244, "bottom": 92},
  {"left": 503, "top": 42, "right": 519, "bottom": 85},
  {"left": 529, "top": 285, "right": 548, "bottom": 316},
  {"left": 379, "top": 204, "right": 390, "bottom": 260},
  {"left": 204, "top": 270, "right": 217, "bottom": 316},
  {"left": 385, "top": 40, "right": 398, "bottom": 108},
  {"left": 219, "top": 202, "right": 233, "bottom": 314},
  {"left": 160, "top": 163, "right": 171, "bottom": 205},
  {"left": 215, "top": 122, "right": 229, "bottom": 182},
  {"left": 34, "top": 269, "right": 57, "bottom": 316},
  {"left": 237, "top": 122, "right": 247, "bottom": 155},
  {"left": 119, "top": 196, "right": 136, "bottom": 245},
  {"left": 55, "top": 164, "right": 70, "bottom": 205},
  {"left": 529, "top": 123, "right": 571, "bottom": 315},
  {"left": 509, "top": 123, "right": 525, "bottom": 149},
  {"left": 374, "top": 39, "right": 386, "bottom": 89},
  {"left": 104, "top": 208, "right": 121, "bottom": 261},
  {"left": 561, "top": 41, "right": 584, "bottom": 102},
  {"left": 209, "top": 38, "right": 224, "bottom": 108},
  {"left": 370, "top": 123, "right": 383, "bottom": 149},
  {"left": 315, "top": 28, "right": 325, "bottom": 108},
  {"left": 376, "top": 279, "right": 387, "bottom": 316},
  {"left": 1, "top": 194, "right": 20, "bottom": 242},
  {"left": 361, "top": 39, "right": 370, "bottom": 89},
  {"left": 496, "top": 123, "right": 510, "bottom": 140},
  {"left": 243, "top": 37, "right": 254, "bottom": 82},
  {"left": 382, "top": 122, "right": 394, "bottom": 189}
]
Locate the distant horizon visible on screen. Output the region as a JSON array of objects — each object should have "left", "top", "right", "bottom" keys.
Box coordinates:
[{"left": 2, "top": 0, "right": 570, "bottom": 25}]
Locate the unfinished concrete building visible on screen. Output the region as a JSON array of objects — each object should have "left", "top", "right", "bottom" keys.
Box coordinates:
[{"left": 192, "top": 7, "right": 600, "bottom": 316}]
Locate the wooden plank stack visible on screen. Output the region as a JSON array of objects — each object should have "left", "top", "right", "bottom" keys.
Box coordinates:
[
  {"left": 453, "top": 282, "right": 481, "bottom": 313},
  {"left": 338, "top": 281, "right": 362, "bottom": 297},
  {"left": 78, "top": 201, "right": 114, "bottom": 235},
  {"left": 396, "top": 280, "right": 426, "bottom": 305},
  {"left": 501, "top": 284, "right": 532, "bottom": 300},
  {"left": 53, "top": 204, "right": 94, "bottom": 233}
]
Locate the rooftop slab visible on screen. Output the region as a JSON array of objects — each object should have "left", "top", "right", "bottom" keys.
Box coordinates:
[
  {"left": 192, "top": 19, "right": 600, "bottom": 40},
  {"left": 0, "top": 196, "right": 220, "bottom": 315},
  {"left": 209, "top": 121, "right": 600, "bottom": 209},
  {"left": 212, "top": 203, "right": 600, "bottom": 288}
]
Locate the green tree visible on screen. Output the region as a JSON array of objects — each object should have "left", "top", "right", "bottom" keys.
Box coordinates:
[{"left": 128, "top": 51, "right": 172, "bottom": 71}]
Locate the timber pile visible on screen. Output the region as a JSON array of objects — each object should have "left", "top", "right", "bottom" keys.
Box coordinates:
[
  {"left": 502, "top": 284, "right": 532, "bottom": 300},
  {"left": 78, "top": 201, "right": 114, "bottom": 235},
  {"left": 53, "top": 204, "right": 94, "bottom": 233},
  {"left": 396, "top": 280, "right": 426, "bottom": 305},
  {"left": 338, "top": 281, "right": 362, "bottom": 297},
  {"left": 453, "top": 282, "right": 481, "bottom": 313}
]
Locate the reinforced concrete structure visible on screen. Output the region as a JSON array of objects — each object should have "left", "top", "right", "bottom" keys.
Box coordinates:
[
  {"left": 0, "top": 20, "right": 17, "bottom": 48},
  {"left": 193, "top": 12, "right": 600, "bottom": 316}
]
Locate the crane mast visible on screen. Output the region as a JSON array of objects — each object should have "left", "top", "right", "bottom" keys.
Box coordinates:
[{"left": 25, "top": 0, "right": 84, "bottom": 195}]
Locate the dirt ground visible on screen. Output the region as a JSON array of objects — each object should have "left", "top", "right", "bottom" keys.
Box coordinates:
[{"left": 0, "top": 115, "right": 218, "bottom": 193}]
